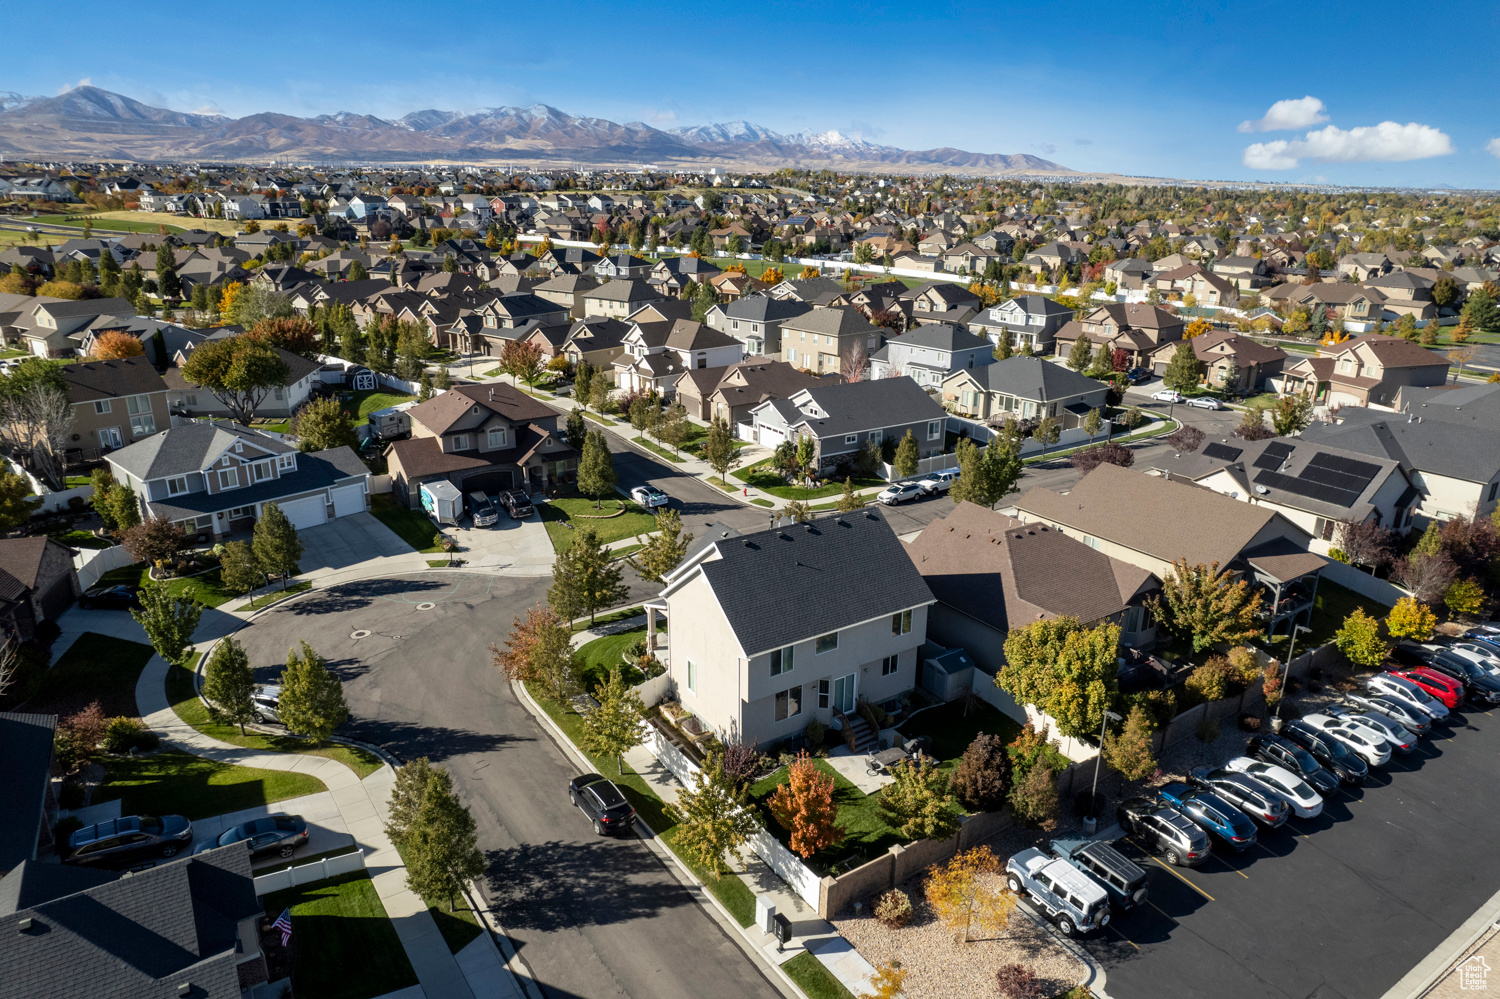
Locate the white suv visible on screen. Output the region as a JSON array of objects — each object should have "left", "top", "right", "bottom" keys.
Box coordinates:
[
  {"left": 1298, "top": 712, "right": 1392, "bottom": 767},
  {"left": 1004, "top": 848, "right": 1111, "bottom": 937},
  {"left": 916, "top": 469, "right": 959, "bottom": 495}
]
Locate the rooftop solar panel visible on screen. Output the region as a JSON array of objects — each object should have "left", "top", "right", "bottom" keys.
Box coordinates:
[{"left": 1203, "top": 442, "right": 1243, "bottom": 462}]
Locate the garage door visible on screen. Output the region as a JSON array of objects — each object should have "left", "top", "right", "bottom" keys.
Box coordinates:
[
  {"left": 278, "top": 494, "right": 328, "bottom": 530},
  {"left": 757, "top": 425, "right": 784, "bottom": 447},
  {"left": 457, "top": 469, "right": 516, "bottom": 494},
  {"left": 331, "top": 484, "right": 366, "bottom": 518}
]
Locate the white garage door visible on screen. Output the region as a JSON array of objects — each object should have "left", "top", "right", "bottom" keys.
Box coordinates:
[
  {"left": 331, "top": 484, "right": 365, "bottom": 518},
  {"left": 278, "top": 494, "right": 328, "bottom": 530},
  {"left": 757, "top": 425, "right": 784, "bottom": 447}
]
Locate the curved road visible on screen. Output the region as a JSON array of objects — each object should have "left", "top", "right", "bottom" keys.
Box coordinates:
[{"left": 230, "top": 572, "right": 778, "bottom": 999}]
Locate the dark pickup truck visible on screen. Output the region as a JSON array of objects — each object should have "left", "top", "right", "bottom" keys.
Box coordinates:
[{"left": 500, "top": 489, "right": 533, "bottom": 519}]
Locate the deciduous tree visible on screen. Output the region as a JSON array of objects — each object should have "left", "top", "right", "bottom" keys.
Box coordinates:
[
  {"left": 835, "top": 477, "right": 862, "bottom": 512},
  {"left": 252, "top": 501, "right": 304, "bottom": 588},
  {"left": 1393, "top": 552, "right": 1457, "bottom": 604},
  {"left": 998, "top": 617, "right": 1121, "bottom": 738},
  {"left": 1234, "top": 407, "right": 1275, "bottom": 440},
  {"left": 218, "top": 540, "right": 265, "bottom": 595},
  {"left": 580, "top": 666, "right": 647, "bottom": 774},
  {"left": 768, "top": 751, "right": 845, "bottom": 857},
  {"left": 203, "top": 636, "right": 256, "bottom": 734},
  {"left": 1103, "top": 704, "right": 1158, "bottom": 781},
  {"left": 1271, "top": 394, "right": 1313, "bottom": 436},
  {"left": 1335, "top": 608, "right": 1389, "bottom": 667},
  {"left": 1032, "top": 416, "right": 1060, "bottom": 457},
  {"left": 277, "top": 640, "right": 348, "bottom": 742},
  {"left": 385, "top": 757, "right": 437, "bottom": 845},
  {"left": 1069, "top": 441, "right": 1134, "bottom": 472},
  {"left": 130, "top": 579, "right": 203, "bottom": 667},
  {"left": 120, "top": 517, "right": 187, "bottom": 566},
  {"left": 89, "top": 330, "right": 145, "bottom": 359},
  {"left": 289, "top": 396, "right": 359, "bottom": 453},
  {"left": 548, "top": 526, "right": 628, "bottom": 627},
  {"left": 500, "top": 338, "right": 545, "bottom": 388},
  {"left": 403, "top": 766, "right": 485, "bottom": 909},
  {"left": 576, "top": 430, "right": 617, "bottom": 508},
  {"left": 1445, "top": 578, "right": 1485, "bottom": 619},
  {"left": 1334, "top": 519, "right": 1395, "bottom": 570},
  {"left": 181, "top": 336, "right": 291, "bottom": 424},
  {"left": 924, "top": 845, "right": 1016, "bottom": 943},
  {"left": 672, "top": 750, "right": 758, "bottom": 879},
  {"left": 700, "top": 415, "right": 742, "bottom": 484},
  {"left": 948, "top": 732, "right": 1012, "bottom": 812},
  {"left": 0, "top": 467, "right": 41, "bottom": 531},
  {"left": 879, "top": 756, "right": 960, "bottom": 840},
  {"left": 244, "top": 316, "right": 320, "bottom": 360},
  {"left": 628, "top": 508, "right": 692, "bottom": 583},
  {"left": 1385, "top": 596, "right": 1437, "bottom": 641},
  {"left": 1009, "top": 760, "right": 1059, "bottom": 830},
  {"left": 1150, "top": 559, "right": 1264, "bottom": 653}
]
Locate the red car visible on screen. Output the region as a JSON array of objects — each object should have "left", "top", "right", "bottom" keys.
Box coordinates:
[{"left": 1390, "top": 668, "right": 1464, "bottom": 710}]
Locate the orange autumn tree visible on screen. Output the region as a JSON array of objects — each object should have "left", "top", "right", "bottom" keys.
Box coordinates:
[
  {"left": 1183, "top": 316, "right": 1213, "bottom": 338},
  {"left": 761, "top": 266, "right": 784, "bottom": 286},
  {"left": 90, "top": 330, "right": 146, "bottom": 359},
  {"left": 924, "top": 845, "right": 1016, "bottom": 943},
  {"left": 767, "top": 751, "right": 844, "bottom": 858}
]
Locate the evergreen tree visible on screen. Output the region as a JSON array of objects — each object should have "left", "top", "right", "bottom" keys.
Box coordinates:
[
  {"left": 1163, "top": 341, "right": 1202, "bottom": 393},
  {"left": 403, "top": 767, "right": 485, "bottom": 909},
  {"left": 156, "top": 244, "right": 181, "bottom": 300},
  {"left": 691, "top": 281, "right": 718, "bottom": 323},
  {"left": 548, "top": 527, "right": 628, "bottom": 626},
  {"left": 1066, "top": 333, "right": 1093, "bottom": 372},
  {"left": 580, "top": 666, "right": 647, "bottom": 774},
  {"left": 893, "top": 429, "right": 920, "bottom": 478},
  {"left": 203, "top": 637, "right": 256, "bottom": 734},
  {"left": 835, "top": 477, "right": 862, "bottom": 512},
  {"left": 130, "top": 579, "right": 204, "bottom": 667},
  {"left": 277, "top": 640, "right": 348, "bottom": 742},
  {"left": 385, "top": 757, "right": 437, "bottom": 845},
  {"left": 253, "top": 501, "right": 304, "bottom": 588},
  {"left": 289, "top": 396, "right": 359, "bottom": 453},
  {"left": 565, "top": 408, "right": 587, "bottom": 450}
]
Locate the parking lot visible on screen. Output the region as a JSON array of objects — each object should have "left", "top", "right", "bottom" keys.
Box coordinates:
[{"left": 1085, "top": 706, "right": 1500, "bottom": 999}]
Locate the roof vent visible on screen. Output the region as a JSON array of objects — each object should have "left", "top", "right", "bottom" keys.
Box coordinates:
[
  {"left": 17, "top": 917, "right": 33, "bottom": 934},
  {"left": 178, "top": 984, "right": 192, "bottom": 998}
]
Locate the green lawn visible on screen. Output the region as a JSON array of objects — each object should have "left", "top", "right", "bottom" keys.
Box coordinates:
[
  {"left": 538, "top": 493, "right": 658, "bottom": 553},
  {"left": 95, "top": 748, "right": 327, "bottom": 821},
  {"left": 1260, "top": 579, "right": 1387, "bottom": 660},
  {"left": 730, "top": 459, "right": 885, "bottom": 500},
  {"left": 370, "top": 493, "right": 444, "bottom": 553},
  {"left": 575, "top": 625, "right": 654, "bottom": 691},
  {"left": 349, "top": 389, "right": 418, "bottom": 422},
  {"left": 21, "top": 632, "right": 154, "bottom": 719},
  {"left": 49, "top": 529, "right": 112, "bottom": 549},
  {"left": 783, "top": 951, "right": 856, "bottom": 999},
  {"left": 610, "top": 543, "right": 644, "bottom": 560},
  {"left": 64, "top": 474, "right": 92, "bottom": 488},
  {"left": 749, "top": 758, "right": 922, "bottom": 876},
  {"left": 252, "top": 419, "right": 291, "bottom": 434},
  {"left": 525, "top": 683, "right": 756, "bottom": 926},
  {"left": 91, "top": 561, "right": 241, "bottom": 608},
  {"left": 484, "top": 367, "right": 503, "bottom": 377},
  {"left": 235, "top": 580, "right": 312, "bottom": 611},
  {"left": 393, "top": 842, "right": 485, "bottom": 954},
  {"left": 631, "top": 436, "right": 685, "bottom": 462},
  {"left": 167, "top": 660, "right": 385, "bottom": 779},
  {"left": 32, "top": 213, "right": 186, "bottom": 234},
  {"left": 751, "top": 498, "right": 775, "bottom": 507},
  {"left": 261, "top": 872, "right": 419, "bottom": 999},
  {"left": 898, "top": 698, "right": 1022, "bottom": 771},
  {"left": 582, "top": 409, "right": 617, "bottom": 426}
]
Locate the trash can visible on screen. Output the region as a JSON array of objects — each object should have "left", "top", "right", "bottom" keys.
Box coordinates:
[{"left": 772, "top": 913, "right": 792, "bottom": 951}]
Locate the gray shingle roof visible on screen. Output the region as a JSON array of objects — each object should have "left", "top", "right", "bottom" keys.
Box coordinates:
[
  {"left": 776, "top": 377, "right": 945, "bottom": 438},
  {"left": 695, "top": 512, "right": 934, "bottom": 656},
  {"left": 956, "top": 356, "right": 1105, "bottom": 401},
  {"left": 108, "top": 422, "right": 292, "bottom": 481},
  {"left": 0, "top": 713, "right": 55, "bottom": 873},
  {"left": 779, "top": 305, "right": 881, "bottom": 338},
  {"left": 722, "top": 295, "right": 812, "bottom": 323},
  {"left": 887, "top": 323, "right": 989, "bottom": 353},
  {"left": 144, "top": 446, "right": 366, "bottom": 520},
  {"left": 60, "top": 358, "right": 169, "bottom": 403},
  {"left": 1300, "top": 405, "right": 1500, "bottom": 484}
]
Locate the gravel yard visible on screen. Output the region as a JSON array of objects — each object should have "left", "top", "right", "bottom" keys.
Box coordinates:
[{"left": 832, "top": 869, "right": 1087, "bottom": 999}]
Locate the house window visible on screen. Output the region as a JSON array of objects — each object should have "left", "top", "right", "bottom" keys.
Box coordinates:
[
  {"left": 844, "top": 434, "right": 858, "bottom": 444},
  {"left": 774, "top": 685, "right": 803, "bottom": 721},
  {"left": 882, "top": 655, "right": 898, "bottom": 676},
  {"left": 815, "top": 632, "right": 838, "bottom": 654},
  {"left": 93, "top": 400, "right": 112, "bottom": 415},
  {"left": 97, "top": 427, "right": 122, "bottom": 449},
  {"left": 818, "top": 678, "right": 830, "bottom": 709},
  {"left": 166, "top": 476, "right": 188, "bottom": 496},
  {"left": 686, "top": 660, "right": 696, "bottom": 692},
  {"left": 1489, "top": 482, "right": 1498, "bottom": 503},
  {"left": 129, "top": 413, "right": 155, "bottom": 435},
  {"left": 869, "top": 431, "right": 880, "bottom": 442},
  {"left": 732, "top": 321, "right": 740, "bottom": 331},
  {"left": 218, "top": 468, "right": 238, "bottom": 490},
  {"left": 229, "top": 506, "right": 254, "bottom": 519},
  {"left": 927, "top": 420, "right": 942, "bottom": 441},
  {"left": 278, "top": 454, "right": 295, "bottom": 471},
  {"left": 488, "top": 428, "right": 509, "bottom": 448},
  {"left": 770, "top": 645, "right": 794, "bottom": 676},
  {"left": 891, "top": 609, "right": 912, "bottom": 636},
  {"left": 185, "top": 394, "right": 199, "bottom": 406},
  {"left": 451, "top": 434, "right": 470, "bottom": 450}
]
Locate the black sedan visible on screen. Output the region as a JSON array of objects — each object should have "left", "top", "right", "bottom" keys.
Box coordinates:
[
  {"left": 1246, "top": 733, "right": 1341, "bottom": 795},
  {"left": 1410, "top": 651, "right": 1500, "bottom": 707},
  {"left": 194, "top": 814, "right": 309, "bottom": 859},
  {"left": 1188, "top": 767, "right": 1290, "bottom": 829},
  {"left": 78, "top": 584, "right": 141, "bottom": 610},
  {"left": 1127, "top": 367, "right": 1152, "bottom": 384},
  {"left": 568, "top": 773, "right": 637, "bottom": 836}
]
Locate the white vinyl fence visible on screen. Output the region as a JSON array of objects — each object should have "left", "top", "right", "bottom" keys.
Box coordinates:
[
  {"left": 74, "top": 544, "right": 136, "bottom": 591},
  {"left": 1320, "top": 559, "right": 1412, "bottom": 607},
  {"left": 251, "top": 849, "right": 366, "bottom": 896}
]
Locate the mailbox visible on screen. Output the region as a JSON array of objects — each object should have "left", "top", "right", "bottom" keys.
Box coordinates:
[{"left": 772, "top": 912, "right": 792, "bottom": 950}]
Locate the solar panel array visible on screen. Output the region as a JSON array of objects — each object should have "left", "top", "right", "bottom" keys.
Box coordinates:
[
  {"left": 1203, "top": 442, "right": 1243, "bottom": 462},
  {"left": 1251, "top": 450, "right": 1380, "bottom": 508},
  {"left": 1252, "top": 440, "right": 1294, "bottom": 470}
]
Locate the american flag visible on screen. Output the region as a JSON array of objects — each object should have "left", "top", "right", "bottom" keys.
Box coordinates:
[{"left": 272, "top": 908, "right": 293, "bottom": 947}]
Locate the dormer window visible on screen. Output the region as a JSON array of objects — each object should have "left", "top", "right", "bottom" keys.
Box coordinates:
[
  {"left": 278, "top": 454, "right": 295, "bottom": 471},
  {"left": 487, "top": 428, "right": 508, "bottom": 449}
]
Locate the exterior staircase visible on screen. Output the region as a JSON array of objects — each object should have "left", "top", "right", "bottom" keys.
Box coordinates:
[{"left": 844, "top": 714, "right": 879, "bottom": 754}]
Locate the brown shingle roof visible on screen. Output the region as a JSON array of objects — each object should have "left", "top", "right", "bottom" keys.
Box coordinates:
[
  {"left": 405, "top": 383, "right": 557, "bottom": 436},
  {"left": 387, "top": 437, "right": 491, "bottom": 479}
]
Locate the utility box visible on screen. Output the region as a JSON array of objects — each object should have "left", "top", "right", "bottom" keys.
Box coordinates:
[
  {"left": 755, "top": 896, "right": 777, "bottom": 934},
  {"left": 419, "top": 480, "right": 463, "bottom": 525}
]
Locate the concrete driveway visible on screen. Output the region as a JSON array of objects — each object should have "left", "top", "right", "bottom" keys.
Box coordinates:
[
  {"left": 186, "top": 790, "right": 354, "bottom": 869},
  {"left": 297, "top": 512, "right": 418, "bottom": 574},
  {"left": 443, "top": 512, "right": 554, "bottom": 575}
]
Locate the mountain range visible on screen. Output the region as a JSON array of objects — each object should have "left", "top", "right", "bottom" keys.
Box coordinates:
[{"left": 0, "top": 86, "right": 1071, "bottom": 174}]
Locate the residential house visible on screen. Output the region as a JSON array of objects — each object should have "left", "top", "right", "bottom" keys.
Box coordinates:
[
  {"left": 749, "top": 377, "right": 946, "bottom": 470},
  {"left": 10, "top": 297, "right": 138, "bottom": 358},
  {"left": 1155, "top": 264, "right": 1239, "bottom": 306},
  {"left": 1265, "top": 283, "right": 1385, "bottom": 325},
  {"left": 1364, "top": 271, "right": 1437, "bottom": 320},
  {"left": 1103, "top": 257, "right": 1154, "bottom": 291},
  {"left": 0, "top": 844, "right": 268, "bottom": 998},
  {"left": 0, "top": 712, "right": 56, "bottom": 874},
  {"left": 768, "top": 277, "right": 846, "bottom": 302},
  {"left": 656, "top": 511, "right": 934, "bottom": 746},
  {"left": 648, "top": 255, "right": 723, "bottom": 298},
  {"left": 969, "top": 295, "right": 1074, "bottom": 353},
  {"left": 107, "top": 422, "right": 370, "bottom": 537},
  {"left": 61, "top": 357, "right": 171, "bottom": 453},
  {"left": 533, "top": 273, "right": 601, "bottom": 320},
  {"left": 778, "top": 306, "right": 884, "bottom": 375},
  {"left": 1053, "top": 304, "right": 1185, "bottom": 369},
  {"left": 1147, "top": 329, "right": 1287, "bottom": 392},
  {"left": 561, "top": 317, "right": 631, "bottom": 373},
  {"left": 386, "top": 383, "right": 577, "bottom": 504},
  {"left": 674, "top": 360, "right": 823, "bottom": 424},
  {"left": 0, "top": 539, "right": 80, "bottom": 641},
  {"left": 705, "top": 294, "right": 812, "bottom": 358},
  {"left": 593, "top": 254, "right": 653, "bottom": 280},
  {"left": 1271, "top": 334, "right": 1449, "bottom": 409},
  {"left": 167, "top": 341, "right": 323, "bottom": 419},
  {"left": 582, "top": 279, "right": 666, "bottom": 319},
  {"left": 1015, "top": 463, "right": 1326, "bottom": 637},
  {"left": 868, "top": 324, "right": 992, "bottom": 389},
  {"left": 1337, "top": 252, "right": 1393, "bottom": 282},
  {"left": 902, "top": 282, "right": 982, "bottom": 326},
  {"left": 611, "top": 319, "right": 744, "bottom": 397},
  {"left": 906, "top": 503, "right": 1159, "bottom": 710},
  {"left": 941, "top": 355, "right": 1108, "bottom": 426}
]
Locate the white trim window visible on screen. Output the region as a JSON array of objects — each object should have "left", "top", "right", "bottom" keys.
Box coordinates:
[
  {"left": 165, "top": 476, "right": 188, "bottom": 497},
  {"left": 927, "top": 420, "right": 943, "bottom": 441},
  {"left": 277, "top": 454, "right": 295, "bottom": 472},
  {"left": 686, "top": 660, "right": 697, "bottom": 692},
  {"left": 487, "top": 428, "right": 509, "bottom": 449},
  {"left": 93, "top": 400, "right": 112, "bottom": 415},
  {"left": 891, "top": 609, "right": 912, "bottom": 636},
  {"left": 97, "top": 427, "right": 122, "bottom": 448},
  {"left": 774, "top": 684, "right": 803, "bottom": 722},
  {"left": 815, "top": 632, "right": 839, "bottom": 655},
  {"left": 881, "top": 655, "right": 898, "bottom": 676},
  {"left": 451, "top": 434, "right": 470, "bottom": 450},
  {"left": 770, "top": 645, "right": 794, "bottom": 676},
  {"left": 218, "top": 468, "right": 239, "bottom": 490}
]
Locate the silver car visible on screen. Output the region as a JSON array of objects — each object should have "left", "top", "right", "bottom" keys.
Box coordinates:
[{"left": 252, "top": 684, "right": 283, "bottom": 724}]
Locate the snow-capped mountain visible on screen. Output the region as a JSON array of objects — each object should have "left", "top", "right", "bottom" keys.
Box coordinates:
[
  {"left": 0, "top": 92, "right": 41, "bottom": 113},
  {"left": 669, "top": 121, "right": 786, "bottom": 144}
]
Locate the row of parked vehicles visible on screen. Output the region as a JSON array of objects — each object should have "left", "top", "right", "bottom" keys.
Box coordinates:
[
  {"left": 63, "top": 812, "right": 309, "bottom": 869},
  {"left": 877, "top": 469, "right": 960, "bottom": 505},
  {"left": 1004, "top": 628, "right": 1500, "bottom": 938}
]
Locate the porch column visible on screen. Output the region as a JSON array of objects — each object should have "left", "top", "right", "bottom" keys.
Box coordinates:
[
  {"left": 1306, "top": 572, "right": 1321, "bottom": 630},
  {"left": 646, "top": 605, "right": 657, "bottom": 651},
  {"left": 1267, "top": 580, "right": 1284, "bottom": 639}
]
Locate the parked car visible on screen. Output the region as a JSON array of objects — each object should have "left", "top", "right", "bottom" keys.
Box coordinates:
[
  {"left": 1410, "top": 651, "right": 1500, "bottom": 707},
  {"left": 1150, "top": 389, "right": 1184, "bottom": 404},
  {"left": 1367, "top": 673, "right": 1449, "bottom": 722},
  {"left": 630, "top": 485, "right": 669, "bottom": 510},
  {"left": 1322, "top": 704, "right": 1416, "bottom": 754},
  {"left": 1127, "top": 368, "right": 1152, "bottom": 385},
  {"left": 1387, "top": 667, "right": 1464, "bottom": 711},
  {"left": 468, "top": 491, "right": 499, "bottom": 528},
  {"left": 78, "top": 584, "right": 141, "bottom": 610},
  {"left": 1116, "top": 797, "right": 1210, "bottom": 866},
  {"left": 251, "top": 684, "right": 283, "bottom": 724},
  {"left": 500, "top": 489, "right": 533, "bottom": 519},
  {"left": 568, "top": 773, "right": 637, "bottom": 836},
  {"left": 1223, "top": 757, "right": 1324, "bottom": 819},
  {"left": 916, "top": 469, "right": 960, "bottom": 495},
  {"left": 1280, "top": 720, "right": 1370, "bottom": 783},
  {"left": 1244, "top": 733, "right": 1340, "bottom": 795},
  {"left": 1004, "top": 848, "right": 1113, "bottom": 937},
  {"left": 1050, "top": 837, "right": 1150, "bottom": 913},
  {"left": 1185, "top": 396, "right": 1226, "bottom": 410},
  {"left": 877, "top": 481, "right": 922, "bottom": 505},
  {"left": 1297, "top": 713, "right": 1392, "bottom": 768},
  {"left": 1156, "top": 783, "right": 1258, "bottom": 850},
  {"left": 1341, "top": 691, "right": 1432, "bottom": 735},
  {"left": 67, "top": 814, "right": 194, "bottom": 867},
  {"left": 1442, "top": 642, "right": 1500, "bottom": 677},
  {"left": 1186, "top": 768, "right": 1290, "bottom": 829},
  {"left": 194, "top": 814, "right": 309, "bottom": 859}
]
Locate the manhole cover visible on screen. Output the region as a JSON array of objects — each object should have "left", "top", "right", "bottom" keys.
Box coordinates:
[
  {"left": 350, "top": 630, "right": 371, "bottom": 640},
  {"left": 416, "top": 602, "right": 436, "bottom": 611}
]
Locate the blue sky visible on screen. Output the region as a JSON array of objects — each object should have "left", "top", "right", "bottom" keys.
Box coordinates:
[{"left": 13, "top": 0, "right": 1500, "bottom": 188}]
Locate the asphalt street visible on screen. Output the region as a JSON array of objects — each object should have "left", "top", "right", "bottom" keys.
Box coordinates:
[
  {"left": 1084, "top": 707, "right": 1500, "bottom": 999},
  {"left": 232, "top": 573, "right": 779, "bottom": 999}
]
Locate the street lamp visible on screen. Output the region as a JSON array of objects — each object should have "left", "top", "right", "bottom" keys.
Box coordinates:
[
  {"left": 1271, "top": 624, "right": 1313, "bottom": 732},
  {"left": 1083, "top": 708, "right": 1123, "bottom": 835}
]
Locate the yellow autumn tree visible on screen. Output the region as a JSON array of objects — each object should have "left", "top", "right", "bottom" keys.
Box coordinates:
[
  {"left": 761, "top": 266, "right": 784, "bottom": 286},
  {"left": 857, "top": 961, "right": 908, "bottom": 999},
  {"left": 924, "top": 845, "right": 1016, "bottom": 943},
  {"left": 1385, "top": 596, "right": 1436, "bottom": 641},
  {"left": 1183, "top": 317, "right": 1213, "bottom": 338},
  {"left": 218, "top": 281, "right": 242, "bottom": 319}
]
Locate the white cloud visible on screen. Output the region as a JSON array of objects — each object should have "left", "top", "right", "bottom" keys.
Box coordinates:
[
  {"left": 649, "top": 109, "right": 677, "bottom": 124},
  {"left": 56, "top": 77, "right": 91, "bottom": 95},
  {"left": 191, "top": 103, "right": 225, "bottom": 116},
  {"left": 1243, "top": 121, "right": 1454, "bottom": 170},
  {"left": 1486, "top": 138, "right": 1500, "bottom": 159},
  {"left": 1238, "top": 96, "right": 1328, "bottom": 133}
]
